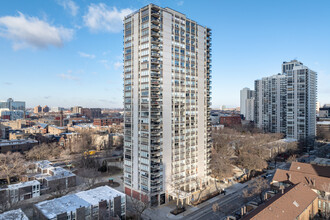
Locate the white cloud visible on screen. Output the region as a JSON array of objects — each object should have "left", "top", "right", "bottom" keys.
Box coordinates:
[
  {"left": 57, "top": 71, "right": 80, "bottom": 81},
  {"left": 177, "top": 1, "right": 184, "bottom": 6},
  {"left": 78, "top": 51, "right": 95, "bottom": 59},
  {"left": 83, "top": 3, "right": 134, "bottom": 33},
  {"left": 114, "top": 61, "right": 122, "bottom": 70},
  {"left": 99, "top": 59, "right": 111, "bottom": 69},
  {"left": 57, "top": 0, "right": 79, "bottom": 16},
  {"left": 0, "top": 12, "right": 73, "bottom": 50}
]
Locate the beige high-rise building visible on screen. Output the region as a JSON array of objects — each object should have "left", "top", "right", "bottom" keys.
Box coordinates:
[{"left": 123, "top": 4, "right": 212, "bottom": 206}]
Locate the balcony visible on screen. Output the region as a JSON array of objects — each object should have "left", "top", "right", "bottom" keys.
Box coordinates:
[
  {"left": 151, "top": 58, "right": 160, "bottom": 65},
  {"left": 151, "top": 10, "right": 160, "bottom": 18},
  {"left": 151, "top": 38, "right": 160, "bottom": 44},
  {"left": 151, "top": 31, "right": 160, "bottom": 37},
  {"left": 151, "top": 66, "right": 160, "bottom": 72},
  {"left": 151, "top": 17, "right": 160, "bottom": 24},
  {"left": 151, "top": 44, "right": 160, "bottom": 51},
  {"left": 151, "top": 108, "right": 160, "bottom": 112},
  {"left": 151, "top": 24, "right": 160, "bottom": 31},
  {"left": 151, "top": 93, "right": 159, "bottom": 99},
  {"left": 151, "top": 80, "right": 159, "bottom": 85},
  {"left": 151, "top": 52, "right": 160, "bottom": 58},
  {"left": 151, "top": 100, "right": 160, "bottom": 105}
]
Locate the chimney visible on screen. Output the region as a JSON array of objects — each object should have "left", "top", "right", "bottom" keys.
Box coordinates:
[
  {"left": 241, "top": 206, "right": 246, "bottom": 216},
  {"left": 60, "top": 110, "right": 63, "bottom": 127}
]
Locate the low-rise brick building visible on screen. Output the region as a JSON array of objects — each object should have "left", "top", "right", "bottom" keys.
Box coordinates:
[
  {"left": 272, "top": 162, "right": 330, "bottom": 217},
  {"left": 25, "top": 160, "right": 76, "bottom": 194},
  {"left": 220, "top": 115, "right": 242, "bottom": 127},
  {"left": 48, "top": 125, "right": 67, "bottom": 135},
  {"left": 93, "top": 117, "right": 123, "bottom": 126},
  {"left": 241, "top": 182, "right": 319, "bottom": 220},
  {"left": 0, "top": 180, "right": 40, "bottom": 205},
  {"left": 0, "top": 139, "right": 38, "bottom": 153}
]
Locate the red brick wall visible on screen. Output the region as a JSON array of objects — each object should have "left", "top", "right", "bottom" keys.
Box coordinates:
[
  {"left": 132, "top": 190, "right": 140, "bottom": 200},
  {"left": 125, "top": 187, "right": 131, "bottom": 197}
]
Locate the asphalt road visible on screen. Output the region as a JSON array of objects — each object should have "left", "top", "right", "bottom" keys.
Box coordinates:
[
  {"left": 184, "top": 188, "right": 246, "bottom": 220},
  {"left": 184, "top": 173, "right": 275, "bottom": 220}
]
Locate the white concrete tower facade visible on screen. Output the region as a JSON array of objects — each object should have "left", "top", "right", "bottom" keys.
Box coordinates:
[
  {"left": 254, "top": 74, "right": 287, "bottom": 133},
  {"left": 123, "top": 4, "right": 212, "bottom": 206},
  {"left": 240, "top": 87, "right": 254, "bottom": 120},
  {"left": 282, "top": 60, "right": 317, "bottom": 140}
]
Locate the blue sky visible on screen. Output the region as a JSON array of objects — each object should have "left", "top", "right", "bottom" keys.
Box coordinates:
[{"left": 0, "top": 0, "right": 329, "bottom": 108}]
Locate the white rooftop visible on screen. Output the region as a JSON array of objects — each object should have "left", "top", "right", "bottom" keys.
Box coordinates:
[
  {"left": 35, "top": 160, "right": 53, "bottom": 169},
  {"left": 6, "top": 180, "right": 40, "bottom": 190},
  {"left": 0, "top": 139, "right": 38, "bottom": 146},
  {"left": 76, "top": 186, "right": 125, "bottom": 205},
  {"left": 36, "top": 186, "right": 125, "bottom": 219},
  {"left": 36, "top": 194, "right": 90, "bottom": 219},
  {"left": 0, "top": 209, "right": 28, "bottom": 220}
]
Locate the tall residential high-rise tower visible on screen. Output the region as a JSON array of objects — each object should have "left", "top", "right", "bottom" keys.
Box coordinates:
[
  {"left": 123, "top": 4, "right": 212, "bottom": 206},
  {"left": 282, "top": 60, "right": 317, "bottom": 140},
  {"left": 254, "top": 74, "right": 287, "bottom": 133},
  {"left": 240, "top": 87, "right": 255, "bottom": 121},
  {"left": 253, "top": 60, "right": 317, "bottom": 140}
]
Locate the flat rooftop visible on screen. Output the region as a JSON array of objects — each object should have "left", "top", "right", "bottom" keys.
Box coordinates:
[
  {"left": 35, "top": 186, "right": 125, "bottom": 219},
  {"left": 35, "top": 160, "right": 53, "bottom": 169},
  {"left": 76, "top": 186, "right": 125, "bottom": 205},
  {"left": 0, "top": 139, "right": 38, "bottom": 146},
  {"left": 35, "top": 194, "right": 90, "bottom": 219},
  {"left": 5, "top": 180, "right": 39, "bottom": 190},
  {"left": 0, "top": 209, "right": 28, "bottom": 220}
]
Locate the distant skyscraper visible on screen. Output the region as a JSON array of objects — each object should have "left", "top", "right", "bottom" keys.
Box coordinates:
[
  {"left": 34, "top": 105, "right": 42, "bottom": 113},
  {"left": 240, "top": 87, "right": 255, "bottom": 120},
  {"left": 245, "top": 97, "right": 255, "bottom": 121},
  {"left": 282, "top": 60, "right": 317, "bottom": 140},
  {"left": 42, "top": 105, "right": 49, "bottom": 113},
  {"left": 0, "top": 98, "right": 25, "bottom": 111},
  {"left": 254, "top": 74, "right": 287, "bottom": 133},
  {"left": 123, "top": 4, "right": 212, "bottom": 206}
]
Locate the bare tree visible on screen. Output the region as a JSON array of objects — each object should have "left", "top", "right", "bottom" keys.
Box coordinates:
[
  {"left": 242, "top": 188, "right": 251, "bottom": 203},
  {"left": 212, "top": 203, "right": 219, "bottom": 213},
  {"left": 236, "top": 151, "right": 267, "bottom": 179},
  {"left": 50, "top": 181, "right": 70, "bottom": 198},
  {"left": 25, "top": 143, "right": 61, "bottom": 161},
  {"left": 210, "top": 149, "right": 234, "bottom": 192},
  {"left": 321, "top": 183, "right": 330, "bottom": 219},
  {"left": 130, "top": 197, "right": 149, "bottom": 220},
  {"left": 0, "top": 152, "right": 26, "bottom": 184},
  {"left": 189, "top": 176, "right": 208, "bottom": 205},
  {"left": 243, "top": 177, "right": 269, "bottom": 202},
  {"left": 0, "top": 191, "right": 21, "bottom": 213},
  {"left": 78, "top": 168, "right": 100, "bottom": 189}
]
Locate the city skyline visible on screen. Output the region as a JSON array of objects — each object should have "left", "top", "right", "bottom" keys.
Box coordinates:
[{"left": 1, "top": 0, "right": 330, "bottom": 108}]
